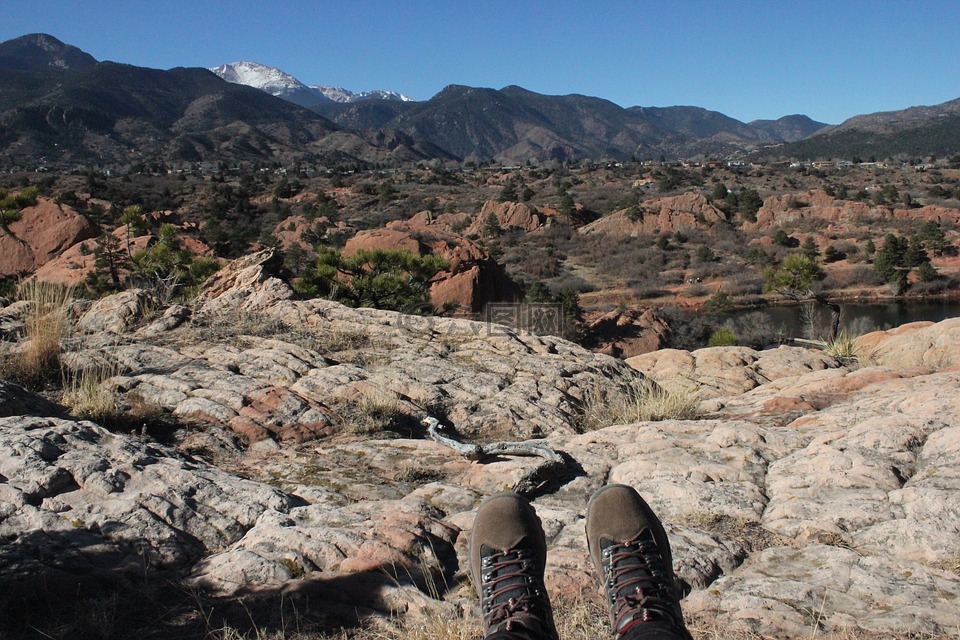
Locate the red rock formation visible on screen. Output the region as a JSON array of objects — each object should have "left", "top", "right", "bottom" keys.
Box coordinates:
[
  {"left": 343, "top": 226, "right": 516, "bottom": 312},
  {"left": 745, "top": 189, "right": 881, "bottom": 232},
  {"left": 467, "top": 201, "right": 551, "bottom": 236},
  {"left": 33, "top": 225, "right": 211, "bottom": 286},
  {"left": 271, "top": 214, "right": 351, "bottom": 253},
  {"left": 892, "top": 204, "right": 960, "bottom": 226},
  {"left": 579, "top": 193, "right": 726, "bottom": 236},
  {"left": 586, "top": 307, "right": 670, "bottom": 358},
  {"left": 744, "top": 190, "right": 960, "bottom": 242},
  {"left": 403, "top": 210, "right": 472, "bottom": 234},
  {"left": 343, "top": 228, "right": 426, "bottom": 256},
  {"left": 0, "top": 199, "right": 98, "bottom": 277}
]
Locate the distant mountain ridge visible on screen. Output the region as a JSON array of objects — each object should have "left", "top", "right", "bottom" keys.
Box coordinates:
[
  {"left": 209, "top": 61, "right": 830, "bottom": 161},
  {"left": 309, "top": 84, "right": 829, "bottom": 162}
]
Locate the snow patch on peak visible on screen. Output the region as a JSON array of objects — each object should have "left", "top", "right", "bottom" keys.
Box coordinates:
[
  {"left": 210, "top": 61, "right": 309, "bottom": 96},
  {"left": 311, "top": 85, "right": 415, "bottom": 103}
]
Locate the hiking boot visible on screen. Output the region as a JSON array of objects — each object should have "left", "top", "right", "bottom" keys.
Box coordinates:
[
  {"left": 469, "top": 492, "right": 559, "bottom": 640},
  {"left": 586, "top": 484, "right": 692, "bottom": 640}
]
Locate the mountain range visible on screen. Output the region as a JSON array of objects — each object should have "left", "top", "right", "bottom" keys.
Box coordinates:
[
  {"left": 211, "top": 62, "right": 829, "bottom": 162},
  {"left": 1, "top": 33, "right": 957, "bottom": 168}
]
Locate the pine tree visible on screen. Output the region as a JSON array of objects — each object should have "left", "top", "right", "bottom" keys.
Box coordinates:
[
  {"left": 917, "top": 261, "right": 938, "bottom": 282},
  {"left": 801, "top": 236, "right": 819, "bottom": 260},
  {"left": 483, "top": 212, "right": 503, "bottom": 238},
  {"left": 903, "top": 236, "right": 928, "bottom": 268},
  {"left": 93, "top": 233, "right": 128, "bottom": 290}
]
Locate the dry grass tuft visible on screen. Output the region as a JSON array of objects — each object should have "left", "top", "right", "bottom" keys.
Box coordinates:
[
  {"left": 344, "top": 388, "right": 412, "bottom": 434},
  {"left": 932, "top": 552, "right": 960, "bottom": 577},
  {"left": 367, "top": 613, "right": 480, "bottom": 640},
  {"left": 8, "top": 279, "right": 75, "bottom": 386},
  {"left": 577, "top": 377, "right": 701, "bottom": 431},
  {"left": 552, "top": 593, "right": 609, "bottom": 639},
  {"left": 61, "top": 362, "right": 122, "bottom": 423},
  {"left": 364, "top": 593, "right": 606, "bottom": 640}
]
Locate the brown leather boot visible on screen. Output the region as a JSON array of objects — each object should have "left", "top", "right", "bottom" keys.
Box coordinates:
[
  {"left": 469, "top": 492, "right": 559, "bottom": 640},
  {"left": 586, "top": 484, "right": 692, "bottom": 640}
]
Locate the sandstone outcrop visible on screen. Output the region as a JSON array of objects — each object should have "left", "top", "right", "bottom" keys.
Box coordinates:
[
  {"left": 2, "top": 251, "right": 959, "bottom": 638},
  {"left": 579, "top": 193, "right": 726, "bottom": 236},
  {"left": 30, "top": 227, "right": 153, "bottom": 286},
  {"left": 744, "top": 189, "right": 878, "bottom": 232},
  {"left": 403, "top": 209, "right": 473, "bottom": 235},
  {"left": 466, "top": 200, "right": 551, "bottom": 236},
  {"left": 626, "top": 343, "right": 840, "bottom": 399},
  {"left": 0, "top": 199, "right": 98, "bottom": 277},
  {"left": 744, "top": 188, "right": 960, "bottom": 235},
  {"left": 586, "top": 307, "right": 670, "bottom": 358}
]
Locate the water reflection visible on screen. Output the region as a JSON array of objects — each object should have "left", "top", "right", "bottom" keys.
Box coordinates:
[{"left": 729, "top": 300, "right": 960, "bottom": 342}]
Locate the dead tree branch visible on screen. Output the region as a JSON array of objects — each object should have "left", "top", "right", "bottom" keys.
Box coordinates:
[{"left": 422, "top": 417, "right": 566, "bottom": 494}]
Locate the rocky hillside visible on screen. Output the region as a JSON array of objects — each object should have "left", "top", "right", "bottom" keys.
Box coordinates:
[
  {"left": 772, "top": 98, "right": 960, "bottom": 161},
  {"left": 1, "top": 251, "right": 959, "bottom": 638}
]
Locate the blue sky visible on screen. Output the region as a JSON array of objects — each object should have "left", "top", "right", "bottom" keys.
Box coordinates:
[{"left": 2, "top": 1, "right": 958, "bottom": 125}]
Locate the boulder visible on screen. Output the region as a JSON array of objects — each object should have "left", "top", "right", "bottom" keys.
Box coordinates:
[
  {"left": 856, "top": 317, "right": 960, "bottom": 370},
  {"left": 77, "top": 289, "right": 154, "bottom": 334},
  {"left": 586, "top": 307, "right": 670, "bottom": 358},
  {"left": 0, "top": 415, "right": 299, "bottom": 587},
  {"left": 626, "top": 344, "right": 839, "bottom": 399},
  {"left": 194, "top": 248, "right": 294, "bottom": 313},
  {"left": 0, "top": 199, "right": 98, "bottom": 277}
]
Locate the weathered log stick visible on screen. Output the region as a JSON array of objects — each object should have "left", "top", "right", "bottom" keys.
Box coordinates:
[
  {"left": 423, "top": 417, "right": 563, "bottom": 463},
  {"left": 422, "top": 416, "right": 566, "bottom": 494}
]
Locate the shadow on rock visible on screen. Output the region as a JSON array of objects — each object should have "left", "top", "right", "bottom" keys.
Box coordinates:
[{"left": 0, "top": 527, "right": 448, "bottom": 639}]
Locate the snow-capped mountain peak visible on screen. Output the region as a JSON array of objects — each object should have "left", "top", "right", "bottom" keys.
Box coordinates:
[
  {"left": 210, "top": 61, "right": 309, "bottom": 96},
  {"left": 210, "top": 61, "right": 414, "bottom": 108}
]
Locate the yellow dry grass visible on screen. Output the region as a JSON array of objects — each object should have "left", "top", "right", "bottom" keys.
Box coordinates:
[
  {"left": 9, "top": 279, "right": 74, "bottom": 386},
  {"left": 61, "top": 361, "right": 122, "bottom": 423},
  {"left": 577, "top": 377, "right": 701, "bottom": 431}
]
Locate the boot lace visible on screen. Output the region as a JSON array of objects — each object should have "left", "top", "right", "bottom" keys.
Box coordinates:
[
  {"left": 480, "top": 547, "right": 552, "bottom": 637},
  {"left": 602, "top": 534, "right": 682, "bottom": 637}
]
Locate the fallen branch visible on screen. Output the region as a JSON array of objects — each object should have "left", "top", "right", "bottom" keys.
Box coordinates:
[
  {"left": 792, "top": 337, "right": 828, "bottom": 348},
  {"left": 422, "top": 416, "right": 566, "bottom": 494},
  {"left": 423, "top": 417, "right": 562, "bottom": 462}
]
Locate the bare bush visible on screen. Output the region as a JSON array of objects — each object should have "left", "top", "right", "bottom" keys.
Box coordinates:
[
  {"left": 725, "top": 273, "right": 764, "bottom": 297},
  {"left": 823, "top": 266, "right": 887, "bottom": 289}
]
